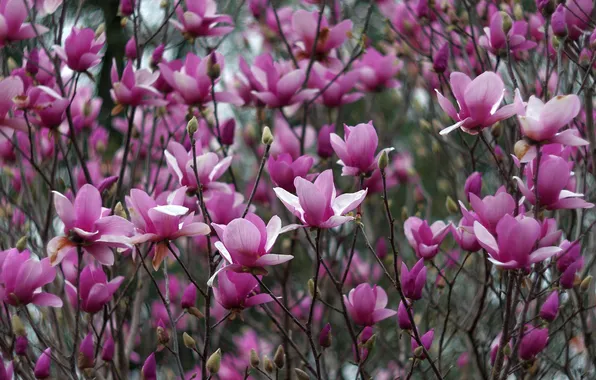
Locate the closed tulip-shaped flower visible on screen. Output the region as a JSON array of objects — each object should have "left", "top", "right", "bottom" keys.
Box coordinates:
[
  {"left": 401, "top": 259, "right": 427, "bottom": 300},
  {"left": 53, "top": 27, "right": 104, "bottom": 71},
  {"left": 519, "top": 326, "right": 549, "bottom": 361},
  {"left": 404, "top": 217, "right": 450, "bottom": 259},
  {"left": 141, "top": 353, "right": 157, "bottom": 380},
  {"left": 65, "top": 264, "right": 124, "bottom": 314},
  {"left": 397, "top": 301, "right": 413, "bottom": 330},
  {"left": 267, "top": 153, "right": 314, "bottom": 193},
  {"left": 464, "top": 172, "right": 482, "bottom": 200},
  {"left": 213, "top": 271, "right": 273, "bottom": 311},
  {"left": 34, "top": 348, "right": 51, "bottom": 379},
  {"left": 274, "top": 170, "right": 367, "bottom": 228},
  {"left": 411, "top": 329, "right": 434, "bottom": 359},
  {"left": 539, "top": 291, "right": 559, "bottom": 321},
  {"left": 344, "top": 283, "right": 396, "bottom": 326}
]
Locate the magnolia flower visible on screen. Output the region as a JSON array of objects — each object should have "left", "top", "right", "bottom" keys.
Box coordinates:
[
  {"left": 464, "top": 172, "right": 482, "bottom": 201},
  {"left": 65, "top": 264, "right": 124, "bottom": 314},
  {"left": 355, "top": 48, "right": 400, "bottom": 92},
  {"left": 53, "top": 27, "right": 104, "bottom": 71},
  {"left": 478, "top": 12, "right": 537, "bottom": 56},
  {"left": 344, "top": 283, "right": 396, "bottom": 326},
  {"left": 267, "top": 153, "right": 314, "bottom": 193},
  {"left": 436, "top": 71, "right": 520, "bottom": 135},
  {"left": 516, "top": 94, "right": 587, "bottom": 162},
  {"left": 34, "top": 348, "right": 52, "bottom": 379},
  {"left": 473, "top": 215, "right": 562, "bottom": 269},
  {"left": 307, "top": 63, "right": 363, "bottom": 108},
  {"left": 273, "top": 169, "right": 367, "bottom": 228},
  {"left": 210, "top": 214, "right": 294, "bottom": 277},
  {"left": 539, "top": 291, "right": 559, "bottom": 322},
  {"left": 514, "top": 154, "right": 593, "bottom": 210},
  {"left": 0, "top": 249, "right": 62, "bottom": 307},
  {"left": 404, "top": 217, "right": 450, "bottom": 259},
  {"left": 170, "top": 0, "right": 234, "bottom": 38},
  {"left": 519, "top": 326, "right": 549, "bottom": 360},
  {"left": 110, "top": 60, "right": 164, "bottom": 107},
  {"left": 0, "top": 76, "right": 26, "bottom": 131},
  {"left": 330, "top": 122, "right": 392, "bottom": 176},
  {"left": 127, "top": 188, "right": 210, "bottom": 270},
  {"left": 141, "top": 353, "right": 157, "bottom": 380},
  {"left": 213, "top": 271, "right": 273, "bottom": 312},
  {"left": 0, "top": 0, "right": 49, "bottom": 47},
  {"left": 401, "top": 259, "right": 427, "bottom": 300},
  {"left": 461, "top": 187, "right": 516, "bottom": 234},
  {"left": 48, "top": 184, "right": 134, "bottom": 266},
  {"left": 411, "top": 330, "right": 434, "bottom": 359},
  {"left": 164, "top": 140, "right": 233, "bottom": 194}
]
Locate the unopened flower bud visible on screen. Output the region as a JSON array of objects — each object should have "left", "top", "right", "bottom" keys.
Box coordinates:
[
  {"left": 432, "top": 43, "right": 449, "bottom": 73},
  {"left": 274, "top": 345, "right": 285, "bottom": 369},
  {"left": 15, "top": 335, "right": 28, "bottom": 356},
  {"left": 262, "top": 126, "right": 274, "bottom": 145},
  {"left": 514, "top": 140, "right": 531, "bottom": 160},
  {"left": 264, "top": 355, "right": 274, "bottom": 373},
  {"left": 12, "top": 315, "right": 26, "bottom": 337},
  {"left": 187, "top": 116, "right": 199, "bottom": 136},
  {"left": 445, "top": 196, "right": 458, "bottom": 214},
  {"left": 307, "top": 278, "right": 318, "bottom": 298},
  {"left": 503, "top": 343, "right": 512, "bottom": 356},
  {"left": 551, "top": 5, "right": 567, "bottom": 37},
  {"left": 95, "top": 24, "right": 105, "bottom": 38},
  {"left": 413, "top": 346, "right": 424, "bottom": 357},
  {"left": 294, "top": 369, "right": 310, "bottom": 380},
  {"left": 378, "top": 150, "right": 389, "bottom": 170},
  {"left": 319, "top": 323, "right": 332, "bottom": 348},
  {"left": 513, "top": 4, "right": 523, "bottom": 20},
  {"left": 207, "top": 54, "right": 220, "bottom": 79},
  {"left": 114, "top": 202, "right": 126, "bottom": 218},
  {"left": 16, "top": 236, "right": 27, "bottom": 252},
  {"left": 7, "top": 58, "right": 17, "bottom": 72},
  {"left": 188, "top": 306, "right": 204, "bottom": 319},
  {"left": 183, "top": 332, "right": 196, "bottom": 349},
  {"left": 156, "top": 319, "right": 170, "bottom": 345},
  {"left": 500, "top": 12, "right": 513, "bottom": 34},
  {"left": 207, "top": 349, "right": 222, "bottom": 374},
  {"left": 580, "top": 275, "right": 592, "bottom": 292},
  {"left": 250, "top": 349, "right": 260, "bottom": 368},
  {"left": 491, "top": 122, "right": 502, "bottom": 138}
]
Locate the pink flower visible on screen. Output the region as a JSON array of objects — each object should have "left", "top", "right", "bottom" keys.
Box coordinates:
[
  {"left": 158, "top": 52, "right": 242, "bottom": 106},
  {"left": 79, "top": 333, "right": 94, "bottom": 369},
  {"left": 141, "top": 352, "right": 157, "bottom": 380},
  {"left": 110, "top": 60, "right": 164, "bottom": 107},
  {"left": 164, "top": 140, "right": 233, "bottom": 194},
  {"left": 404, "top": 217, "right": 450, "bottom": 259},
  {"left": 539, "top": 291, "right": 559, "bottom": 322},
  {"left": 204, "top": 190, "right": 246, "bottom": 225},
  {"left": 267, "top": 153, "right": 314, "bottom": 193},
  {"left": 450, "top": 215, "right": 481, "bottom": 252},
  {"left": 170, "top": 0, "right": 234, "bottom": 38},
  {"left": 557, "top": 239, "right": 581, "bottom": 273},
  {"left": 34, "top": 348, "right": 52, "bottom": 379},
  {"left": 355, "top": 48, "right": 400, "bottom": 91},
  {"left": 0, "top": 249, "right": 62, "bottom": 307},
  {"left": 514, "top": 154, "right": 594, "bottom": 210},
  {"left": 250, "top": 56, "right": 318, "bottom": 108},
  {"left": 411, "top": 330, "right": 434, "bottom": 359},
  {"left": 344, "top": 283, "right": 396, "bottom": 326},
  {"left": 69, "top": 86, "right": 102, "bottom": 131},
  {"left": 479, "top": 12, "right": 537, "bottom": 56},
  {"left": 53, "top": 27, "right": 104, "bottom": 71},
  {"left": 397, "top": 301, "right": 413, "bottom": 329},
  {"left": 473, "top": 215, "right": 562, "bottom": 269},
  {"left": 436, "top": 71, "right": 520, "bottom": 135},
  {"left": 213, "top": 271, "right": 273, "bottom": 311},
  {"left": 464, "top": 172, "right": 482, "bottom": 201},
  {"left": 210, "top": 213, "right": 294, "bottom": 278},
  {"left": 273, "top": 169, "right": 367, "bottom": 228},
  {"left": 270, "top": 113, "right": 316, "bottom": 159},
  {"left": 307, "top": 63, "right": 363, "bottom": 108},
  {"left": 330, "top": 122, "right": 391, "bottom": 176},
  {"left": 519, "top": 326, "right": 549, "bottom": 360},
  {"left": 516, "top": 94, "right": 586, "bottom": 162},
  {"left": 0, "top": 0, "right": 49, "bottom": 47},
  {"left": 27, "top": 86, "right": 69, "bottom": 129},
  {"left": 461, "top": 187, "right": 516, "bottom": 234},
  {"left": 181, "top": 283, "right": 196, "bottom": 309},
  {"left": 102, "top": 336, "right": 115, "bottom": 362},
  {"left": 564, "top": 0, "right": 593, "bottom": 40},
  {"left": 401, "top": 259, "right": 427, "bottom": 300},
  {"left": 291, "top": 10, "right": 352, "bottom": 64},
  {"left": 48, "top": 184, "right": 134, "bottom": 266},
  {"left": 126, "top": 188, "right": 210, "bottom": 270},
  {"left": 0, "top": 76, "right": 26, "bottom": 131},
  {"left": 65, "top": 264, "right": 124, "bottom": 314},
  {"left": 317, "top": 124, "right": 335, "bottom": 158}
]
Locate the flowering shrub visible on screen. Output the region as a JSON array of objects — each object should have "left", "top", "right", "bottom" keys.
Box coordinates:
[{"left": 0, "top": 0, "right": 595, "bottom": 379}]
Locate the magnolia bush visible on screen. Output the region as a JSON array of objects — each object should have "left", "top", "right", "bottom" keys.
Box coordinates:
[{"left": 0, "top": 0, "right": 595, "bottom": 379}]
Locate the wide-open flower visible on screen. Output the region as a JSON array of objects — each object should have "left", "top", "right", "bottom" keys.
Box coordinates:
[
  {"left": 519, "top": 326, "right": 548, "bottom": 360},
  {"left": 171, "top": 0, "right": 234, "bottom": 38},
  {"left": 344, "top": 283, "right": 396, "bottom": 326},
  {"left": 330, "top": 122, "right": 391, "bottom": 176},
  {"left": 0, "top": 249, "right": 62, "bottom": 307},
  {"left": 401, "top": 259, "right": 427, "bottom": 300},
  {"left": 48, "top": 184, "right": 134, "bottom": 266},
  {"left": 473, "top": 215, "right": 561, "bottom": 269},
  {"left": 267, "top": 153, "right": 314, "bottom": 192},
  {"left": 516, "top": 94, "right": 586, "bottom": 162},
  {"left": 479, "top": 12, "right": 537, "bottom": 56},
  {"left": 213, "top": 270, "right": 273, "bottom": 313},
  {"left": 307, "top": 63, "right": 362, "bottom": 108},
  {"left": 158, "top": 52, "right": 242, "bottom": 106},
  {"left": 404, "top": 217, "right": 450, "bottom": 260},
  {"left": 514, "top": 154, "right": 593, "bottom": 210},
  {"left": 110, "top": 60, "right": 164, "bottom": 107},
  {"left": 436, "top": 71, "right": 520, "bottom": 135},
  {"left": 354, "top": 48, "right": 400, "bottom": 92},
  {"left": 250, "top": 55, "right": 318, "bottom": 108},
  {"left": 127, "top": 188, "right": 210, "bottom": 270},
  {"left": 0, "top": 76, "right": 26, "bottom": 131},
  {"left": 0, "top": 0, "right": 49, "bottom": 47},
  {"left": 164, "top": 140, "right": 232, "bottom": 194},
  {"left": 273, "top": 169, "right": 367, "bottom": 228},
  {"left": 210, "top": 213, "right": 294, "bottom": 278},
  {"left": 53, "top": 27, "right": 104, "bottom": 71},
  {"left": 65, "top": 264, "right": 124, "bottom": 314}
]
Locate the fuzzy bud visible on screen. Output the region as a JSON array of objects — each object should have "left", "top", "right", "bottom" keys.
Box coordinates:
[
  {"left": 250, "top": 349, "right": 260, "bottom": 368},
  {"left": 207, "top": 349, "right": 222, "bottom": 374},
  {"left": 183, "top": 332, "right": 196, "bottom": 349},
  {"left": 514, "top": 140, "right": 531, "bottom": 160},
  {"left": 114, "top": 202, "right": 126, "bottom": 218},
  {"left": 307, "top": 278, "right": 319, "bottom": 298},
  {"left": 413, "top": 346, "right": 424, "bottom": 358},
  {"left": 264, "top": 356, "right": 274, "bottom": 373},
  {"left": 187, "top": 116, "right": 199, "bottom": 136},
  {"left": 580, "top": 275, "right": 592, "bottom": 292},
  {"left": 156, "top": 319, "right": 170, "bottom": 345},
  {"left": 294, "top": 369, "right": 310, "bottom": 380},
  {"left": 445, "top": 196, "right": 458, "bottom": 214},
  {"left": 262, "top": 126, "right": 274, "bottom": 145},
  {"left": 207, "top": 54, "right": 220, "bottom": 79},
  {"left": 500, "top": 12, "right": 513, "bottom": 34},
  {"left": 16, "top": 236, "right": 27, "bottom": 252},
  {"left": 188, "top": 307, "right": 204, "bottom": 319},
  {"left": 12, "top": 315, "right": 26, "bottom": 337},
  {"left": 378, "top": 150, "right": 389, "bottom": 170},
  {"left": 95, "top": 24, "right": 105, "bottom": 38},
  {"left": 274, "top": 345, "right": 285, "bottom": 369}
]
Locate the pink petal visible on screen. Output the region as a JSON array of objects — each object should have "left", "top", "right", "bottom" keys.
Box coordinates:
[{"left": 254, "top": 254, "right": 294, "bottom": 266}]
